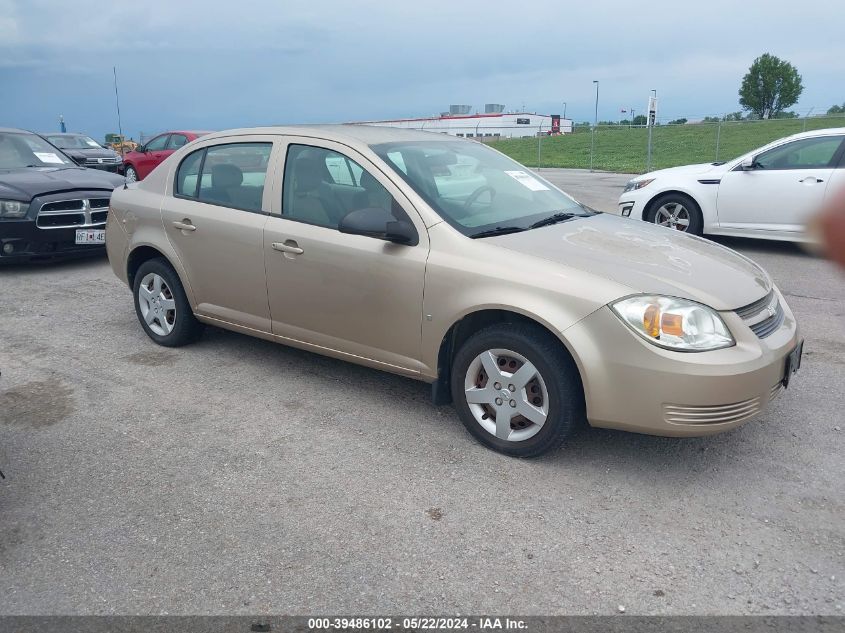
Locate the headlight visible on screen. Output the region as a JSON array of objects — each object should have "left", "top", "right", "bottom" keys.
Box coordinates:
[
  {"left": 0, "top": 199, "right": 29, "bottom": 219},
  {"left": 623, "top": 178, "right": 654, "bottom": 193},
  {"left": 611, "top": 295, "right": 734, "bottom": 351}
]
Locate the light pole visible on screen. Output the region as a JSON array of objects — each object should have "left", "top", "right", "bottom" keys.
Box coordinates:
[
  {"left": 562, "top": 102, "right": 567, "bottom": 120},
  {"left": 646, "top": 89, "right": 657, "bottom": 171},
  {"left": 630, "top": 108, "right": 635, "bottom": 128},
  {"left": 590, "top": 80, "right": 599, "bottom": 171}
]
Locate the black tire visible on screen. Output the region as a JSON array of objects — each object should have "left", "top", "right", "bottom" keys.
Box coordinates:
[
  {"left": 450, "top": 323, "right": 585, "bottom": 457},
  {"left": 124, "top": 165, "right": 138, "bottom": 182},
  {"left": 132, "top": 258, "right": 203, "bottom": 347},
  {"left": 645, "top": 192, "right": 703, "bottom": 235}
]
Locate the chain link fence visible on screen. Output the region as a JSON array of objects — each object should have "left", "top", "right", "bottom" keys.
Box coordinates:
[{"left": 385, "top": 113, "right": 845, "bottom": 174}]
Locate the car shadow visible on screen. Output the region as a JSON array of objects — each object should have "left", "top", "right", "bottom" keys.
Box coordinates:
[
  {"left": 196, "top": 325, "right": 771, "bottom": 477},
  {"left": 0, "top": 251, "right": 107, "bottom": 273},
  {"left": 708, "top": 234, "right": 815, "bottom": 259}
]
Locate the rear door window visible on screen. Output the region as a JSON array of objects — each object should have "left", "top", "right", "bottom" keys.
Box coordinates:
[{"left": 196, "top": 143, "right": 273, "bottom": 213}]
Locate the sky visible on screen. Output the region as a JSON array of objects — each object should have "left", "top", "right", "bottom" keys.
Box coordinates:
[{"left": 1, "top": 0, "right": 844, "bottom": 141}]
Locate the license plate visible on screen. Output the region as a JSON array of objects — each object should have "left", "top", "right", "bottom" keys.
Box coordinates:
[
  {"left": 782, "top": 340, "right": 803, "bottom": 389},
  {"left": 75, "top": 229, "right": 105, "bottom": 245}
]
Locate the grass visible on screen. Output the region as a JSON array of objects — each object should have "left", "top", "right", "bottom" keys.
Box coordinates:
[{"left": 490, "top": 116, "right": 845, "bottom": 174}]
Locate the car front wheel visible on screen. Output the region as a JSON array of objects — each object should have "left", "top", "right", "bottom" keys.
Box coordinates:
[
  {"left": 124, "top": 165, "right": 138, "bottom": 182},
  {"left": 133, "top": 258, "right": 203, "bottom": 347},
  {"left": 646, "top": 193, "right": 703, "bottom": 235},
  {"left": 450, "top": 323, "right": 585, "bottom": 457}
]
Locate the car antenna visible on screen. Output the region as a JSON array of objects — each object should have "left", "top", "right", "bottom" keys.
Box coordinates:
[{"left": 113, "top": 66, "right": 129, "bottom": 190}]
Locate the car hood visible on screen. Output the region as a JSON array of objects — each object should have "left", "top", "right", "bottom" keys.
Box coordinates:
[
  {"left": 487, "top": 214, "right": 770, "bottom": 311},
  {"left": 636, "top": 161, "right": 729, "bottom": 181},
  {"left": 0, "top": 167, "right": 124, "bottom": 200}
]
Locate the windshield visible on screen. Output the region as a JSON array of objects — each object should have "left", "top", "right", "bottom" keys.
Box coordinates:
[
  {"left": 0, "top": 132, "right": 74, "bottom": 169},
  {"left": 47, "top": 135, "right": 102, "bottom": 149},
  {"left": 370, "top": 140, "right": 589, "bottom": 236}
]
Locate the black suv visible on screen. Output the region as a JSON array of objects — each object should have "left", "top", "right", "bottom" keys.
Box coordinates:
[{"left": 0, "top": 128, "right": 125, "bottom": 262}]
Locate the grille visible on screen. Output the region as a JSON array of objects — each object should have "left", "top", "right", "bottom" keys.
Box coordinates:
[
  {"left": 770, "top": 383, "right": 783, "bottom": 402},
  {"left": 41, "top": 200, "right": 84, "bottom": 213},
  {"left": 36, "top": 198, "right": 109, "bottom": 229},
  {"left": 84, "top": 156, "right": 120, "bottom": 164},
  {"left": 664, "top": 396, "right": 763, "bottom": 426},
  {"left": 749, "top": 303, "right": 785, "bottom": 338},
  {"left": 735, "top": 290, "right": 783, "bottom": 339}
]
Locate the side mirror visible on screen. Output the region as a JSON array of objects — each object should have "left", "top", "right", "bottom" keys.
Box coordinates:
[
  {"left": 338, "top": 208, "right": 418, "bottom": 245},
  {"left": 740, "top": 157, "right": 756, "bottom": 170}
]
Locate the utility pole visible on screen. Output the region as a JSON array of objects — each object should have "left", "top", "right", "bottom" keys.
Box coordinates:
[{"left": 590, "top": 80, "right": 599, "bottom": 172}]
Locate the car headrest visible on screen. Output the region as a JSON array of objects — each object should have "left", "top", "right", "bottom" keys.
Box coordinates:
[{"left": 211, "top": 163, "right": 243, "bottom": 188}]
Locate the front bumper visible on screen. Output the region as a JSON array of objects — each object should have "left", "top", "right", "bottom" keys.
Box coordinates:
[
  {"left": 564, "top": 290, "right": 800, "bottom": 436},
  {"left": 615, "top": 194, "right": 648, "bottom": 221},
  {"left": 84, "top": 162, "right": 124, "bottom": 174},
  {"left": 0, "top": 218, "right": 105, "bottom": 262}
]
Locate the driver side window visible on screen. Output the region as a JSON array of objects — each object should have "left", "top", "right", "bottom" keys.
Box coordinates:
[
  {"left": 282, "top": 144, "right": 408, "bottom": 230},
  {"left": 145, "top": 135, "right": 170, "bottom": 152},
  {"left": 755, "top": 136, "right": 844, "bottom": 170}
]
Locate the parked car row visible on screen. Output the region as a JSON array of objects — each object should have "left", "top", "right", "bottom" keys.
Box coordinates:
[{"left": 0, "top": 122, "right": 810, "bottom": 456}]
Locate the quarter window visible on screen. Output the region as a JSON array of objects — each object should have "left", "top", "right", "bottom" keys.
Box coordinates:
[
  {"left": 282, "top": 144, "right": 408, "bottom": 230},
  {"left": 755, "top": 136, "right": 844, "bottom": 170},
  {"left": 175, "top": 149, "right": 203, "bottom": 197},
  {"left": 145, "top": 135, "right": 169, "bottom": 151}
]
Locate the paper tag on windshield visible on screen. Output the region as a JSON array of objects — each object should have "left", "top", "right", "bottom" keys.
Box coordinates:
[
  {"left": 34, "top": 152, "right": 64, "bottom": 164},
  {"left": 85, "top": 140, "right": 101, "bottom": 147},
  {"left": 505, "top": 170, "right": 549, "bottom": 191}
]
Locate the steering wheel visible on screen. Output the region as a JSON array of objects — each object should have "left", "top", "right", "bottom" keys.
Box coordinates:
[{"left": 463, "top": 185, "right": 496, "bottom": 210}]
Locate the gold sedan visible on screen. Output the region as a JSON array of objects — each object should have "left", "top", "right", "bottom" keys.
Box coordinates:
[{"left": 107, "top": 125, "right": 802, "bottom": 457}]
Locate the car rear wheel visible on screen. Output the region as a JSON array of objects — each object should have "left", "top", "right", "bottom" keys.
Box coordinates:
[
  {"left": 133, "top": 258, "right": 203, "bottom": 347},
  {"left": 646, "top": 193, "right": 703, "bottom": 235},
  {"left": 124, "top": 165, "right": 138, "bottom": 182},
  {"left": 450, "top": 323, "right": 585, "bottom": 457}
]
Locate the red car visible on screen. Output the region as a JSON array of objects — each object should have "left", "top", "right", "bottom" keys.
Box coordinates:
[{"left": 122, "top": 130, "right": 212, "bottom": 182}]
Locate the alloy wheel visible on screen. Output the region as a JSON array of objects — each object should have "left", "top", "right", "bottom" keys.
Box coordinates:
[{"left": 654, "top": 202, "right": 690, "bottom": 231}]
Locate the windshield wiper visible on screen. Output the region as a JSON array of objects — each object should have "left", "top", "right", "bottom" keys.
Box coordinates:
[
  {"left": 470, "top": 226, "right": 527, "bottom": 239},
  {"left": 529, "top": 212, "right": 578, "bottom": 229}
]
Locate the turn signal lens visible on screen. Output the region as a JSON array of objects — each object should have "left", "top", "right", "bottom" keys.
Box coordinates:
[
  {"left": 611, "top": 295, "right": 735, "bottom": 351},
  {"left": 643, "top": 304, "right": 661, "bottom": 338},
  {"left": 661, "top": 313, "right": 684, "bottom": 336}
]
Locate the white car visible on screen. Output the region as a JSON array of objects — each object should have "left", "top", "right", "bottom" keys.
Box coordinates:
[{"left": 615, "top": 128, "right": 845, "bottom": 242}]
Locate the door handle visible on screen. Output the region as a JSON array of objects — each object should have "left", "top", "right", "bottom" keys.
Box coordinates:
[
  {"left": 799, "top": 177, "right": 823, "bottom": 183},
  {"left": 172, "top": 220, "right": 197, "bottom": 232},
  {"left": 272, "top": 241, "right": 304, "bottom": 255}
]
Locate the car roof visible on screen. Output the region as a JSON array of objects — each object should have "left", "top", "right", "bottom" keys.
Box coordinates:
[
  {"left": 197, "top": 124, "right": 459, "bottom": 147},
  {"left": 786, "top": 127, "right": 845, "bottom": 140},
  {"left": 0, "top": 127, "right": 34, "bottom": 135}
]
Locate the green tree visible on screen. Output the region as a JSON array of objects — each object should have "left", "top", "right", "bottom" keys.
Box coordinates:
[
  {"left": 828, "top": 103, "right": 845, "bottom": 114},
  {"left": 739, "top": 53, "right": 803, "bottom": 118},
  {"left": 632, "top": 114, "right": 647, "bottom": 126},
  {"left": 668, "top": 118, "right": 688, "bottom": 125}
]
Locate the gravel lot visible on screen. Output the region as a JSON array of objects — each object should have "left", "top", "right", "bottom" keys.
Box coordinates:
[{"left": 1, "top": 169, "right": 843, "bottom": 616}]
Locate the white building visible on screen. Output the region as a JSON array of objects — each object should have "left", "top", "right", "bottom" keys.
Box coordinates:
[{"left": 352, "top": 111, "right": 573, "bottom": 139}]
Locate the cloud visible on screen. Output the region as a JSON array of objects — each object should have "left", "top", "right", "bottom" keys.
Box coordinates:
[{"left": 1, "top": 0, "right": 843, "bottom": 138}]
